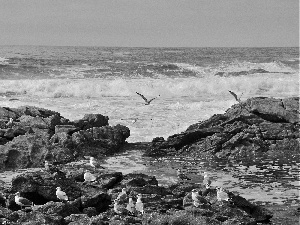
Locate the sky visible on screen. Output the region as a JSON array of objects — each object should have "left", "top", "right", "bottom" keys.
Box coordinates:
[{"left": 0, "top": 0, "right": 299, "bottom": 47}]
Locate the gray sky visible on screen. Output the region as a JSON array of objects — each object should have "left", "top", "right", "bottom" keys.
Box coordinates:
[{"left": 0, "top": 0, "right": 298, "bottom": 47}]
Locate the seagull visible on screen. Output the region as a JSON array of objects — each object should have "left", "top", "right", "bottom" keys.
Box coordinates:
[
  {"left": 89, "top": 157, "right": 105, "bottom": 170},
  {"left": 216, "top": 187, "right": 230, "bottom": 202},
  {"left": 56, "top": 187, "right": 68, "bottom": 202},
  {"left": 191, "top": 189, "right": 211, "bottom": 207},
  {"left": 202, "top": 183, "right": 212, "bottom": 197},
  {"left": 113, "top": 199, "right": 126, "bottom": 214},
  {"left": 136, "top": 92, "right": 159, "bottom": 105},
  {"left": 84, "top": 170, "right": 96, "bottom": 182},
  {"left": 126, "top": 197, "right": 136, "bottom": 214},
  {"left": 15, "top": 192, "right": 33, "bottom": 209},
  {"left": 6, "top": 118, "right": 14, "bottom": 128},
  {"left": 228, "top": 90, "right": 242, "bottom": 103},
  {"left": 116, "top": 188, "right": 127, "bottom": 203},
  {"left": 135, "top": 194, "right": 144, "bottom": 214},
  {"left": 177, "top": 169, "right": 191, "bottom": 182},
  {"left": 203, "top": 172, "right": 212, "bottom": 186}
]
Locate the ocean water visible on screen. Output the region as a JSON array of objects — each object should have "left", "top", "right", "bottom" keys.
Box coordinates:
[{"left": 0, "top": 46, "right": 299, "bottom": 205}]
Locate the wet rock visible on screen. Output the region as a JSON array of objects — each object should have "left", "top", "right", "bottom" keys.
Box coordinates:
[
  {"left": 120, "top": 173, "right": 158, "bottom": 187},
  {"left": 11, "top": 171, "right": 81, "bottom": 202},
  {"left": 16, "top": 211, "right": 64, "bottom": 225},
  {"left": 32, "top": 201, "right": 80, "bottom": 218},
  {"left": 148, "top": 97, "right": 299, "bottom": 158},
  {"left": 0, "top": 106, "right": 130, "bottom": 170},
  {"left": 73, "top": 114, "right": 109, "bottom": 130}
]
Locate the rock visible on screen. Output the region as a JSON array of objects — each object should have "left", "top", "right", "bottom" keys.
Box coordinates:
[
  {"left": 73, "top": 114, "right": 109, "bottom": 130},
  {"left": 32, "top": 201, "right": 80, "bottom": 218},
  {"left": 147, "top": 97, "right": 299, "bottom": 158},
  {"left": 16, "top": 211, "right": 64, "bottom": 225},
  {"left": 0, "top": 106, "right": 130, "bottom": 170},
  {"left": 64, "top": 214, "right": 90, "bottom": 224},
  {"left": 11, "top": 171, "right": 81, "bottom": 202},
  {"left": 120, "top": 173, "right": 158, "bottom": 187}
]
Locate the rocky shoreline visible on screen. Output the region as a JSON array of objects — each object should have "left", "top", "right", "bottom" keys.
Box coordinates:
[{"left": 0, "top": 96, "right": 299, "bottom": 224}]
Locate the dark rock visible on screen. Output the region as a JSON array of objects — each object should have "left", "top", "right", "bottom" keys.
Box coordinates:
[
  {"left": 64, "top": 214, "right": 90, "bottom": 224},
  {"left": 32, "top": 201, "right": 80, "bottom": 218},
  {"left": 16, "top": 211, "right": 64, "bottom": 225},
  {"left": 54, "top": 125, "right": 78, "bottom": 134},
  {"left": 73, "top": 114, "right": 109, "bottom": 130},
  {"left": 11, "top": 171, "right": 81, "bottom": 202},
  {"left": 120, "top": 173, "right": 158, "bottom": 187},
  {"left": 148, "top": 97, "right": 299, "bottom": 158},
  {"left": 83, "top": 207, "right": 98, "bottom": 217}
]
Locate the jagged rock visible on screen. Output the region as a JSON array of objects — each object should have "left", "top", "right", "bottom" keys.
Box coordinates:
[
  {"left": 32, "top": 201, "right": 80, "bottom": 218},
  {"left": 10, "top": 171, "right": 81, "bottom": 203},
  {"left": 147, "top": 97, "right": 299, "bottom": 158},
  {"left": 16, "top": 211, "right": 64, "bottom": 225},
  {"left": 73, "top": 114, "right": 109, "bottom": 130},
  {"left": 120, "top": 173, "right": 158, "bottom": 187},
  {"left": 0, "top": 106, "right": 130, "bottom": 170}
]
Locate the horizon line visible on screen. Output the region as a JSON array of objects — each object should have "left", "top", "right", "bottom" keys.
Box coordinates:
[{"left": 0, "top": 44, "right": 298, "bottom": 48}]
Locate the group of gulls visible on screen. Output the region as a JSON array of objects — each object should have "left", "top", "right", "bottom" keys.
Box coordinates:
[
  {"left": 14, "top": 158, "right": 231, "bottom": 213},
  {"left": 113, "top": 188, "right": 144, "bottom": 215},
  {"left": 14, "top": 156, "right": 145, "bottom": 215},
  {"left": 177, "top": 169, "right": 231, "bottom": 207}
]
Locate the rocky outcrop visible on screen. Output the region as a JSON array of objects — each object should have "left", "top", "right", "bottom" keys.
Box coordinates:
[
  {"left": 0, "top": 167, "right": 272, "bottom": 225},
  {"left": 147, "top": 97, "right": 299, "bottom": 158},
  {"left": 0, "top": 106, "right": 130, "bottom": 170}
]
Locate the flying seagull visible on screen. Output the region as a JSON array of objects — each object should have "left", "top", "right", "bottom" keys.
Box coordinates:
[
  {"left": 15, "top": 192, "right": 33, "bottom": 209},
  {"left": 136, "top": 92, "right": 159, "bottom": 105},
  {"left": 228, "top": 90, "right": 243, "bottom": 103},
  {"left": 56, "top": 187, "right": 68, "bottom": 202}
]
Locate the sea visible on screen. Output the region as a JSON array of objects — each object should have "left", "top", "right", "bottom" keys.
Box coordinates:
[{"left": 0, "top": 46, "right": 299, "bottom": 207}]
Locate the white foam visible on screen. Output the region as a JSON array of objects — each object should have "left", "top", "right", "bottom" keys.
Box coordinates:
[{"left": 0, "top": 72, "right": 298, "bottom": 100}]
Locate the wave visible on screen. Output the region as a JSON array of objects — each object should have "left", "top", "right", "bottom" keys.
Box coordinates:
[
  {"left": 173, "top": 61, "right": 297, "bottom": 77},
  {"left": 0, "top": 73, "right": 298, "bottom": 99}
]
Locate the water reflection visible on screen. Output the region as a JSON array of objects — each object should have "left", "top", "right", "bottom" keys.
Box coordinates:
[{"left": 103, "top": 150, "right": 300, "bottom": 205}]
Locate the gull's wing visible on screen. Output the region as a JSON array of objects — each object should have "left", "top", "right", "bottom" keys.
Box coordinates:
[
  {"left": 148, "top": 97, "right": 157, "bottom": 103},
  {"left": 136, "top": 92, "right": 148, "bottom": 102},
  {"left": 228, "top": 90, "right": 239, "bottom": 102}
]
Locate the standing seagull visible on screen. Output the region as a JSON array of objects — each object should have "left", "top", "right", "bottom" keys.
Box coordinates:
[
  {"left": 116, "top": 188, "right": 127, "bottom": 203},
  {"left": 6, "top": 118, "right": 14, "bottom": 128},
  {"left": 89, "top": 157, "right": 105, "bottom": 170},
  {"left": 15, "top": 192, "right": 33, "bottom": 209},
  {"left": 135, "top": 194, "right": 144, "bottom": 214},
  {"left": 56, "top": 187, "right": 68, "bottom": 202},
  {"left": 177, "top": 169, "right": 191, "bottom": 182},
  {"left": 216, "top": 187, "right": 230, "bottom": 202},
  {"left": 126, "top": 197, "right": 136, "bottom": 214},
  {"left": 228, "top": 90, "right": 242, "bottom": 103},
  {"left": 84, "top": 170, "right": 97, "bottom": 182},
  {"left": 113, "top": 199, "right": 126, "bottom": 214},
  {"left": 203, "top": 172, "right": 212, "bottom": 186},
  {"left": 191, "top": 189, "right": 211, "bottom": 207},
  {"left": 202, "top": 183, "right": 212, "bottom": 197},
  {"left": 136, "top": 92, "right": 159, "bottom": 105}
]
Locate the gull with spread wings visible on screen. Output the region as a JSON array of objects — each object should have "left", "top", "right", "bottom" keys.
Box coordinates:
[
  {"left": 136, "top": 92, "right": 159, "bottom": 105},
  {"left": 228, "top": 90, "right": 243, "bottom": 103}
]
